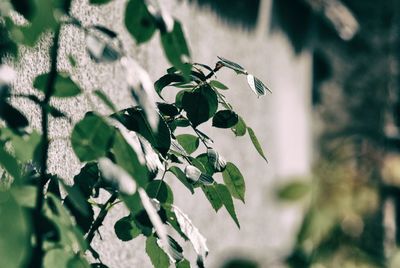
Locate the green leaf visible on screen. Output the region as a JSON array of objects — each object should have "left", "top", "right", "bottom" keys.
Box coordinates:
[
  {"left": 0, "top": 144, "right": 21, "bottom": 179},
  {"left": 33, "top": 72, "right": 81, "bottom": 97},
  {"left": 157, "top": 102, "right": 180, "bottom": 117},
  {"left": 0, "top": 190, "right": 29, "bottom": 268},
  {"left": 217, "top": 56, "right": 247, "bottom": 75},
  {"left": 89, "top": 0, "right": 112, "bottom": 4},
  {"left": 231, "top": 116, "right": 247, "bottom": 137},
  {"left": 44, "top": 249, "right": 72, "bottom": 268},
  {"left": 212, "top": 110, "right": 239, "bottom": 128},
  {"left": 247, "top": 127, "right": 268, "bottom": 162},
  {"left": 222, "top": 162, "right": 245, "bottom": 203},
  {"left": 93, "top": 89, "right": 117, "bottom": 112},
  {"left": 111, "top": 132, "right": 149, "bottom": 187},
  {"left": 10, "top": 0, "right": 35, "bottom": 21},
  {"left": 201, "top": 185, "right": 222, "bottom": 212},
  {"left": 67, "top": 255, "right": 91, "bottom": 268},
  {"left": 114, "top": 216, "right": 141, "bottom": 241},
  {"left": 215, "top": 184, "right": 240, "bottom": 228},
  {"left": 195, "top": 153, "right": 215, "bottom": 175},
  {"left": 146, "top": 235, "right": 170, "bottom": 268},
  {"left": 71, "top": 113, "right": 115, "bottom": 162},
  {"left": 11, "top": 185, "right": 37, "bottom": 208},
  {"left": 146, "top": 180, "right": 174, "bottom": 204},
  {"left": 154, "top": 73, "right": 186, "bottom": 97},
  {"left": 1, "top": 129, "right": 41, "bottom": 162},
  {"left": 176, "top": 259, "right": 191, "bottom": 268},
  {"left": 176, "top": 134, "right": 199, "bottom": 154},
  {"left": 73, "top": 163, "right": 100, "bottom": 199},
  {"left": 161, "top": 21, "right": 191, "bottom": 77},
  {"left": 209, "top": 80, "right": 228, "bottom": 90},
  {"left": 0, "top": 101, "right": 29, "bottom": 130},
  {"left": 125, "top": 0, "right": 156, "bottom": 44},
  {"left": 182, "top": 85, "right": 218, "bottom": 127},
  {"left": 168, "top": 166, "right": 194, "bottom": 194},
  {"left": 60, "top": 179, "right": 90, "bottom": 216},
  {"left": 277, "top": 181, "right": 310, "bottom": 201},
  {"left": 116, "top": 108, "right": 171, "bottom": 156}
]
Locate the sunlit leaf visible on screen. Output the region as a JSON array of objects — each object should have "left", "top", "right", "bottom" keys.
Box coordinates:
[
  {"left": 207, "top": 149, "right": 226, "bottom": 172},
  {"left": 172, "top": 205, "right": 209, "bottom": 265},
  {"left": 201, "top": 185, "right": 223, "bottom": 212},
  {"left": 43, "top": 249, "right": 72, "bottom": 268},
  {"left": 0, "top": 144, "right": 21, "bottom": 179},
  {"left": 67, "top": 254, "right": 91, "bottom": 268},
  {"left": 246, "top": 74, "right": 270, "bottom": 97},
  {"left": 86, "top": 34, "right": 120, "bottom": 63},
  {"left": 33, "top": 72, "right": 81, "bottom": 97},
  {"left": 222, "top": 162, "right": 245, "bottom": 203}
]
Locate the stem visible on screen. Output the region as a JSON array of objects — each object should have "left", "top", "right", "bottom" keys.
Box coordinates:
[
  {"left": 86, "top": 192, "right": 118, "bottom": 245},
  {"left": 204, "top": 62, "right": 223, "bottom": 80},
  {"left": 29, "top": 25, "right": 61, "bottom": 268},
  {"left": 154, "top": 163, "right": 168, "bottom": 198}
]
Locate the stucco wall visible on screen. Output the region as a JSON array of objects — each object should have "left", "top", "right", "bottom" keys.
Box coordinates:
[{"left": 10, "top": 0, "right": 312, "bottom": 267}]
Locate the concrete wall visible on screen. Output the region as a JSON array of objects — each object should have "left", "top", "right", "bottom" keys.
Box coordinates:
[{"left": 10, "top": 0, "right": 312, "bottom": 267}]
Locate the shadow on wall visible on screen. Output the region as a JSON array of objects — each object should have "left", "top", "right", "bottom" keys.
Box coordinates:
[{"left": 188, "top": 0, "right": 260, "bottom": 29}]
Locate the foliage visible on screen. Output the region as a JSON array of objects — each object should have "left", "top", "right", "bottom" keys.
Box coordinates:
[{"left": 0, "top": 0, "right": 269, "bottom": 267}]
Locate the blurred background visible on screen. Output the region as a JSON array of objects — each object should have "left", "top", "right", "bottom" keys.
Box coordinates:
[{"left": 5, "top": 0, "right": 400, "bottom": 267}]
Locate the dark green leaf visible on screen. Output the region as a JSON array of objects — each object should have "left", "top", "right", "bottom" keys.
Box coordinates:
[
  {"left": 222, "top": 162, "right": 245, "bottom": 203},
  {"left": 209, "top": 80, "right": 228, "bottom": 90},
  {"left": 146, "top": 180, "right": 174, "bottom": 204},
  {"left": 182, "top": 85, "right": 218, "bottom": 127},
  {"left": 114, "top": 216, "right": 141, "bottom": 241},
  {"left": 64, "top": 195, "right": 94, "bottom": 233},
  {"left": 73, "top": 163, "right": 100, "bottom": 199},
  {"left": 215, "top": 184, "right": 240, "bottom": 228},
  {"left": 161, "top": 21, "right": 191, "bottom": 77},
  {"left": 115, "top": 108, "right": 171, "bottom": 156},
  {"left": 217, "top": 56, "right": 247, "bottom": 75},
  {"left": 60, "top": 179, "right": 90, "bottom": 217},
  {"left": 0, "top": 102, "right": 29, "bottom": 130},
  {"left": 212, "top": 110, "right": 239, "bottom": 128},
  {"left": 168, "top": 167, "right": 194, "bottom": 194},
  {"left": 247, "top": 127, "right": 268, "bottom": 162},
  {"left": 176, "top": 134, "right": 199, "bottom": 154},
  {"left": 195, "top": 153, "right": 215, "bottom": 176},
  {"left": 231, "top": 116, "right": 247, "bottom": 137},
  {"left": 92, "top": 25, "right": 118, "bottom": 38},
  {"left": 157, "top": 102, "right": 180, "bottom": 117},
  {"left": 94, "top": 89, "right": 117, "bottom": 112},
  {"left": 0, "top": 190, "right": 29, "bottom": 268},
  {"left": 146, "top": 235, "right": 170, "bottom": 268},
  {"left": 10, "top": 0, "right": 35, "bottom": 20},
  {"left": 1, "top": 128, "right": 41, "bottom": 162},
  {"left": 125, "top": 0, "right": 156, "bottom": 44},
  {"left": 154, "top": 73, "right": 186, "bottom": 97},
  {"left": 33, "top": 72, "right": 81, "bottom": 97},
  {"left": 91, "top": 264, "right": 109, "bottom": 268},
  {"left": 71, "top": 113, "right": 115, "bottom": 162},
  {"left": 68, "top": 54, "right": 77, "bottom": 67}
]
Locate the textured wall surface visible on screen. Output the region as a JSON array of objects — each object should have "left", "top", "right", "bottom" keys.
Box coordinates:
[{"left": 10, "top": 0, "right": 312, "bottom": 267}]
